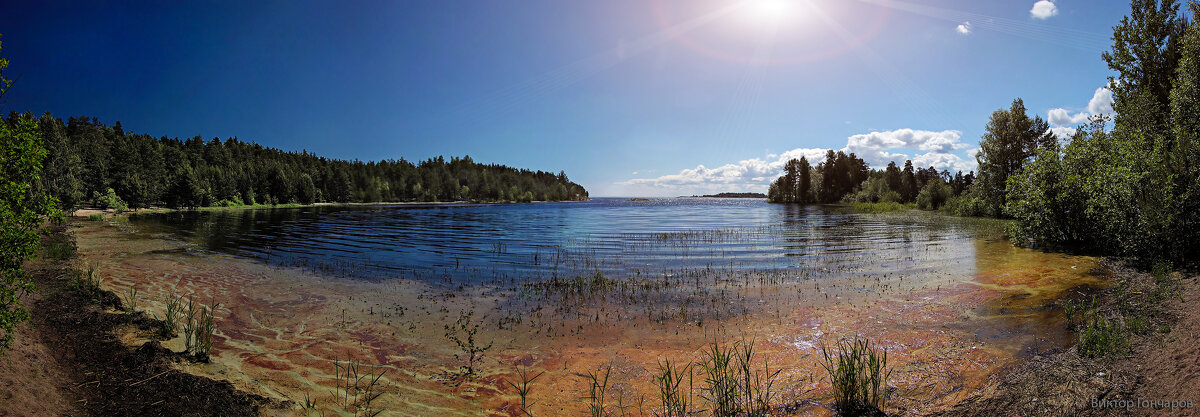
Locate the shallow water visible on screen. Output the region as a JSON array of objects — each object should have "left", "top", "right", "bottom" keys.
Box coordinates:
[{"left": 85, "top": 198, "right": 1107, "bottom": 415}]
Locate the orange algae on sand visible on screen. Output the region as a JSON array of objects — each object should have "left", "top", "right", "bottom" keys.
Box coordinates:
[{"left": 74, "top": 221, "right": 1106, "bottom": 416}]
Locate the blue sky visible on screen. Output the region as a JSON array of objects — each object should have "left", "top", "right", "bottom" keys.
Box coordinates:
[{"left": 1, "top": 0, "right": 1130, "bottom": 196}]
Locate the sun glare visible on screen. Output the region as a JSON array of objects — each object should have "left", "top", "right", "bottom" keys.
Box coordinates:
[{"left": 742, "top": 0, "right": 799, "bottom": 24}]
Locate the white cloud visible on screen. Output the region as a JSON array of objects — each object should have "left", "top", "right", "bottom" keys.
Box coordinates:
[
  {"left": 1046, "top": 85, "right": 1115, "bottom": 137},
  {"left": 1087, "top": 86, "right": 1114, "bottom": 115},
  {"left": 956, "top": 21, "right": 972, "bottom": 35},
  {"left": 1047, "top": 108, "right": 1090, "bottom": 126},
  {"left": 1030, "top": 0, "right": 1058, "bottom": 19},
  {"left": 619, "top": 129, "right": 978, "bottom": 193},
  {"left": 1050, "top": 126, "right": 1078, "bottom": 139}
]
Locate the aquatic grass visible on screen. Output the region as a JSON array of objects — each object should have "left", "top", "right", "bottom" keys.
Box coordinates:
[
  {"left": 74, "top": 264, "right": 105, "bottom": 301},
  {"left": 159, "top": 292, "right": 182, "bottom": 337},
  {"left": 507, "top": 366, "right": 544, "bottom": 416},
  {"left": 182, "top": 297, "right": 196, "bottom": 354},
  {"left": 194, "top": 302, "right": 219, "bottom": 360},
  {"left": 332, "top": 356, "right": 388, "bottom": 417},
  {"left": 180, "top": 297, "right": 220, "bottom": 360},
  {"left": 845, "top": 201, "right": 911, "bottom": 214},
  {"left": 653, "top": 358, "right": 693, "bottom": 417},
  {"left": 580, "top": 366, "right": 612, "bottom": 417},
  {"left": 819, "top": 336, "right": 891, "bottom": 416},
  {"left": 121, "top": 287, "right": 139, "bottom": 315},
  {"left": 87, "top": 213, "right": 105, "bottom": 221},
  {"left": 696, "top": 339, "right": 780, "bottom": 417}
]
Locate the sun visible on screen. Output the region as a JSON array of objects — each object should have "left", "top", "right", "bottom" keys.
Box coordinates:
[{"left": 741, "top": 0, "right": 799, "bottom": 25}]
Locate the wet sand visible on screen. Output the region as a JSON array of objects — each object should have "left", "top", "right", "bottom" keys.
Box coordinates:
[{"left": 74, "top": 218, "right": 1108, "bottom": 416}]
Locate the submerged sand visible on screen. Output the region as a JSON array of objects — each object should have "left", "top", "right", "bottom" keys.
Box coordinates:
[{"left": 73, "top": 217, "right": 1108, "bottom": 416}]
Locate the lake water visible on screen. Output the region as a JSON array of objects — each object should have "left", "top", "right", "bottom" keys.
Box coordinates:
[
  {"left": 98, "top": 198, "right": 1105, "bottom": 415},
  {"left": 130, "top": 198, "right": 997, "bottom": 286}
]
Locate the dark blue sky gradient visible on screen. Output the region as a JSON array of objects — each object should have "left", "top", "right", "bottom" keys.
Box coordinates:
[{"left": 1, "top": 1, "right": 1132, "bottom": 195}]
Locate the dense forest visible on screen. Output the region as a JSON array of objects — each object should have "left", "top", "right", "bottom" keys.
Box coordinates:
[
  {"left": 17, "top": 113, "right": 588, "bottom": 210},
  {"left": 766, "top": 148, "right": 977, "bottom": 210},
  {"left": 769, "top": 0, "right": 1200, "bottom": 265}
]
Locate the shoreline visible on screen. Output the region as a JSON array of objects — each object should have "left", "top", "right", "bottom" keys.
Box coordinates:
[
  {"left": 4, "top": 218, "right": 1194, "bottom": 416},
  {"left": 71, "top": 197, "right": 590, "bottom": 217}
]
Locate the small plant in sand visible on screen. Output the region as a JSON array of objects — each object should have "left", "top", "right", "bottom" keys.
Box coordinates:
[
  {"left": 181, "top": 297, "right": 220, "bottom": 361},
  {"left": 697, "top": 339, "right": 782, "bottom": 417},
  {"left": 506, "top": 366, "right": 544, "bottom": 416},
  {"left": 580, "top": 365, "right": 612, "bottom": 417},
  {"left": 303, "top": 356, "right": 388, "bottom": 417},
  {"left": 444, "top": 311, "right": 493, "bottom": 379},
  {"left": 159, "top": 292, "right": 182, "bottom": 337},
  {"left": 121, "top": 287, "right": 139, "bottom": 315},
  {"left": 75, "top": 264, "right": 104, "bottom": 300},
  {"left": 654, "top": 358, "right": 694, "bottom": 417},
  {"left": 820, "top": 336, "right": 891, "bottom": 416}
]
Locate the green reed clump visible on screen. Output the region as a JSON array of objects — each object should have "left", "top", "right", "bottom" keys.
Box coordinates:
[
  {"left": 87, "top": 213, "right": 105, "bottom": 221},
  {"left": 697, "top": 339, "right": 780, "bottom": 417},
  {"left": 507, "top": 366, "right": 544, "bottom": 417},
  {"left": 74, "top": 264, "right": 105, "bottom": 301},
  {"left": 820, "top": 336, "right": 891, "bottom": 416},
  {"left": 181, "top": 298, "right": 220, "bottom": 361},
  {"left": 121, "top": 287, "right": 139, "bottom": 315},
  {"left": 580, "top": 366, "right": 612, "bottom": 417},
  {"left": 159, "top": 293, "right": 182, "bottom": 337},
  {"left": 654, "top": 358, "right": 693, "bottom": 417}
]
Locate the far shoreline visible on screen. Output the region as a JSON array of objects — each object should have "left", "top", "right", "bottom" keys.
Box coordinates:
[{"left": 70, "top": 198, "right": 591, "bottom": 217}]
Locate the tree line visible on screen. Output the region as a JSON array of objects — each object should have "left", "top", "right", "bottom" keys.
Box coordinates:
[
  {"left": 769, "top": 0, "right": 1200, "bottom": 266},
  {"left": 767, "top": 149, "right": 977, "bottom": 211},
  {"left": 21, "top": 113, "right": 588, "bottom": 210}
]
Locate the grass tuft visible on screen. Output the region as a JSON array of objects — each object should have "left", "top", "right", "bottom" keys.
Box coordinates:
[{"left": 819, "top": 336, "right": 891, "bottom": 416}]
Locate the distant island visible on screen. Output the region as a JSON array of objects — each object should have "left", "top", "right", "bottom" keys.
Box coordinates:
[{"left": 691, "top": 192, "right": 767, "bottom": 198}]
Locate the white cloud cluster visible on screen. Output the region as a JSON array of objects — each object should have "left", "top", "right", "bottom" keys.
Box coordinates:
[
  {"left": 1047, "top": 86, "right": 1114, "bottom": 138},
  {"left": 1030, "top": 0, "right": 1058, "bottom": 19},
  {"left": 620, "top": 129, "right": 979, "bottom": 192},
  {"left": 956, "top": 21, "right": 972, "bottom": 35}
]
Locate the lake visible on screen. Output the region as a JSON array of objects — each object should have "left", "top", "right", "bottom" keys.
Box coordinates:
[{"left": 79, "top": 198, "right": 1106, "bottom": 415}]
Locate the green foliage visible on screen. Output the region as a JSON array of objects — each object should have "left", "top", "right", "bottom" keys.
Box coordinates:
[
  {"left": 1, "top": 110, "right": 58, "bottom": 354},
  {"left": 87, "top": 213, "right": 104, "bottom": 221},
  {"left": 975, "top": 98, "right": 1055, "bottom": 218},
  {"left": 121, "top": 286, "right": 139, "bottom": 315},
  {"left": 95, "top": 187, "right": 128, "bottom": 212},
  {"left": 915, "top": 180, "right": 952, "bottom": 210},
  {"left": 846, "top": 201, "right": 909, "bottom": 214},
  {"left": 24, "top": 113, "right": 589, "bottom": 210},
  {"left": 819, "top": 336, "right": 891, "bottom": 416}
]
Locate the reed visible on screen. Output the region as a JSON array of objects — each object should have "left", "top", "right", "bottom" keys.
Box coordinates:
[
  {"left": 580, "top": 366, "right": 612, "bottom": 417},
  {"left": 819, "top": 336, "right": 891, "bottom": 416},
  {"left": 506, "top": 366, "right": 545, "bottom": 416},
  {"left": 653, "top": 358, "right": 693, "bottom": 417}
]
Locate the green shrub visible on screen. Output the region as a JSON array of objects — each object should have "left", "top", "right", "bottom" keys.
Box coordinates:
[
  {"left": 95, "top": 188, "right": 128, "bottom": 212},
  {"left": 87, "top": 213, "right": 105, "bottom": 221}
]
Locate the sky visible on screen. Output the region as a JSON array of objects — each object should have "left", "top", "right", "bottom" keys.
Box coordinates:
[{"left": 0, "top": 0, "right": 1134, "bottom": 196}]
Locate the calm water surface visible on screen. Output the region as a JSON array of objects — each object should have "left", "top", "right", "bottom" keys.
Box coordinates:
[{"left": 130, "top": 197, "right": 997, "bottom": 286}]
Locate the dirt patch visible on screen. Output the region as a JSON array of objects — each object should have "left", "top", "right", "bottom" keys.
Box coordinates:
[
  {"left": 926, "top": 260, "right": 1200, "bottom": 416},
  {"left": 2, "top": 224, "right": 284, "bottom": 416},
  {"left": 0, "top": 276, "right": 80, "bottom": 416}
]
